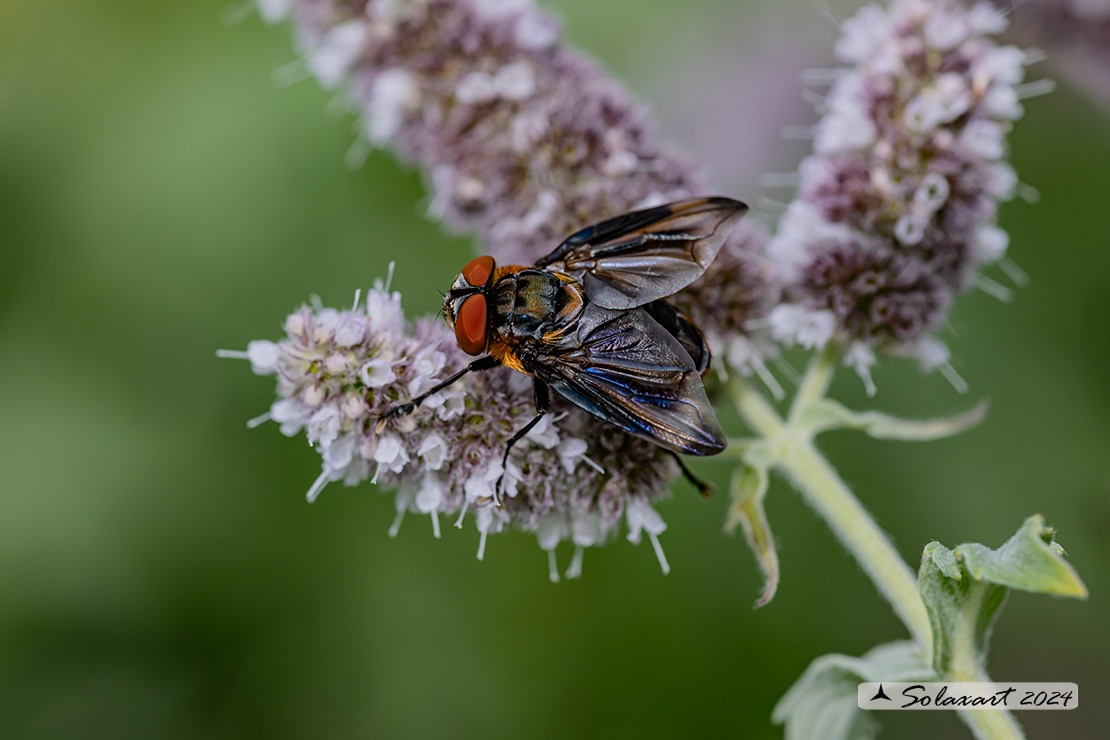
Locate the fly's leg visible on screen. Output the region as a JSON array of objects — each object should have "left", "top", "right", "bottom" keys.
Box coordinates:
[
  {"left": 375, "top": 355, "right": 498, "bottom": 430},
  {"left": 668, "top": 451, "right": 714, "bottom": 499},
  {"left": 491, "top": 380, "right": 550, "bottom": 506}
]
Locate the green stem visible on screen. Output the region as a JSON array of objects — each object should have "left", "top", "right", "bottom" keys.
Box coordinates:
[
  {"left": 729, "top": 378, "right": 785, "bottom": 438},
  {"left": 787, "top": 345, "right": 837, "bottom": 425},
  {"left": 951, "top": 669, "right": 1026, "bottom": 740},
  {"left": 728, "top": 366, "right": 931, "bottom": 649},
  {"left": 778, "top": 440, "right": 931, "bottom": 647},
  {"left": 731, "top": 353, "right": 1025, "bottom": 740},
  {"left": 948, "top": 589, "right": 1026, "bottom": 740}
]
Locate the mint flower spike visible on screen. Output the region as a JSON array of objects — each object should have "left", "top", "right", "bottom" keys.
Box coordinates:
[
  {"left": 768, "top": 0, "right": 1042, "bottom": 392},
  {"left": 239, "top": 0, "right": 786, "bottom": 575},
  {"left": 219, "top": 266, "right": 682, "bottom": 579},
  {"left": 257, "top": 0, "right": 776, "bottom": 386}
]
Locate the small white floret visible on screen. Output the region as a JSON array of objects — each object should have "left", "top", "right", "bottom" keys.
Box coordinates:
[
  {"left": 372, "top": 432, "right": 409, "bottom": 481},
  {"left": 767, "top": 305, "right": 837, "bottom": 350},
  {"left": 307, "top": 405, "right": 342, "bottom": 449},
  {"left": 367, "top": 69, "right": 418, "bottom": 144},
  {"left": 844, "top": 342, "right": 878, "bottom": 397},
  {"left": 256, "top": 0, "right": 292, "bottom": 23},
  {"left": 307, "top": 21, "right": 367, "bottom": 89},
  {"left": 525, "top": 415, "right": 561, "bottom": 449},
  {"left": 835, "top": 5, "right": 892, "bottom": 64},
  {"left": 495, "top": 61, "right": 535, "bottom": 101},
  {"left": 359, "top": 356, "right": 397, "bottom": 388},
  {"left": 416, "top": 432, "right": 448, "bottom": 471}
]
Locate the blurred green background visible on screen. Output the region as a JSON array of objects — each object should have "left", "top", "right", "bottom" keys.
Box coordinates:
[{"left": 1, "top": 1, "right": 1107, "bottom": 738}]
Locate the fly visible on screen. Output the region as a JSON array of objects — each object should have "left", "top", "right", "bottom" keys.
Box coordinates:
[{"left": 378, "top": 197, "right": 749, "bottom": 503}]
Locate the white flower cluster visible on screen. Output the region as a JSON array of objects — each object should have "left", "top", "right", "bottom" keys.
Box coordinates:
[
  {"left": 767, "top": 0, "right": 1034, "bottom": 390},
  {"left": 221, "top": 271, "right": 680, "bottom": 580},
  {"left": 258, "top": 0, "right": 772, "bottom": 381}
]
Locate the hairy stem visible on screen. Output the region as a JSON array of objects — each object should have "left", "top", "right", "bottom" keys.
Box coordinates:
[
  {"left": 948, "top": 587, "right": 1026, "bottom": 740},
  {"left": 728, "top": 359, "right": 931, "bottom": 648},
  {"left": 952, "top": 669, "right": 1026, "bottom": 740},
  {"left": 787, "top": 345, "right": 837, "bottom": 424},
  {"left": 731, "top": 354, "right": 1027, "bottom": 738},
  {"left": 777, "top": 440, "right": 931, "bottom": 647}
]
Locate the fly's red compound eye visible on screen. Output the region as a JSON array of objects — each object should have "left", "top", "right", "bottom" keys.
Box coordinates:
[
  {"left": 461, "top": 255, "right": 495, "bottom": 287},
  {"left": 455, "top": 294, "right": 488, "bottom": 356}
]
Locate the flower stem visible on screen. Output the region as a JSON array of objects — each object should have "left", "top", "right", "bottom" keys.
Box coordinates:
[
  {"left": 777, "top": 439, "right": 931, "bottom": 647},
  {"left": 728, "top": 359, "right": 931, "bottom": 649},
  {"left": 730, "top": 354, "right": 1026, "bottom": 739},
  {"left": 948, "top": 587, "right": 1027, "bottom": 740},
  {"left": 955, "top": 689, "right": 1026, "bottom": 740},
  {"left": 952, "top": 668, "right": 1027, "bottom": 740},
  {"left": 787, "top": 345, "right": 837, "bottom": 424}
]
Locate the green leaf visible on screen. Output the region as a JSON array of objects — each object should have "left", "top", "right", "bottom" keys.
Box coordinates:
[
  {"left": 773, "top": 641, "right": 933, "bottom": 740},
  {"left": 919, "top": 515, "right": 1087, "bottom": 677},
  {"left": 923, "top": 541, "right": 962, "bottom": 579},
  {"left": 725, "top": 463, "right": 777, "bottom": 608},
  {"left": 920, "top": 543, "right": 1007, "bottom": 675},
  {"left": 957, "top": 515, "right": 1088, "bottom": 598},
  {"left": 800, "top": 398, "right": 988, "bottom": 441}
]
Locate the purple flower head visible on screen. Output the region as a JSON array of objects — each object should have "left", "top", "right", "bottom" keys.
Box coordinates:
[
  {"left": 229, "top": 0, "right": 795, "bottom": 574},
  {"left": 768, "top": 0, "right": 1033, "bottom": 386},
  {"left": 235, "top": 0, "right": 787, "bottom": 576},
  {"left": 221, "top": 273, "right": 679, "bottom": 580},
  {"left": 799, "top": 235, "right": 951, "bottom": 345},
  {"left": 266, "top": 0, "right": 772, "bottom": 354}
]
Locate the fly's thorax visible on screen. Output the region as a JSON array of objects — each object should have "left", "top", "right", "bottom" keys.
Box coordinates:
[{"left": 490, "top": 269, "right": 584, "bottom": 344}]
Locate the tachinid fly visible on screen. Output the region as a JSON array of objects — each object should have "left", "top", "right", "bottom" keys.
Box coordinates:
[{"left": 380, "top": 197, "right": 749, "bottom": 501}]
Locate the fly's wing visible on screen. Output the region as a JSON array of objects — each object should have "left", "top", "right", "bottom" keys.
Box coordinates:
[
  {"left": 528, "top": 304, "right": 726, "bottom": 456},
  {"left": 534, "top": 197, "right": 747, "bottom": 310},
  {"left": 643, "top": 299, "right": 710, "bottom": 376}
]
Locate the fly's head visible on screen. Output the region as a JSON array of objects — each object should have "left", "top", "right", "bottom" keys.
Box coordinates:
[{"left": 444, "top": 255, "right": 496, "bottom": 356}]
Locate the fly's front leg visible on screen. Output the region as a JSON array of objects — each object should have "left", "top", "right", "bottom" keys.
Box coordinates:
[
  {"left": 375, "top": 356, "right": 498, "bottom": 431},
  {"left": 492, "top": 379, "right": 550, "bottom": 506}
]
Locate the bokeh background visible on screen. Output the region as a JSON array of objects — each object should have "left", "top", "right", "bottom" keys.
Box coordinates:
[{"left": 1, "top": 1, "right": 1107, "bottom": 738}]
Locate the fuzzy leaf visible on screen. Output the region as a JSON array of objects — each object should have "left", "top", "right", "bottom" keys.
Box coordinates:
[
  {"left": 773, "top": 641, "right": 933, "bottom": 740},
  {"left": 924, "top": 541, "right": 962, "bottom": 580},
  {"left": 726, "top": 463, "right": 777, "bottom": 607},
  {"left": 801, "top": 399, "right": 988, "bottom": 441},
  {"left": 957, "top": 515, "right": 1087, "bottom": 598},
  {"left": 919, "top": 515, "right": 1086, "bottom": 676},
  {"left": 920, "top": 543, "right": 1007, "bottom": 674}
]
